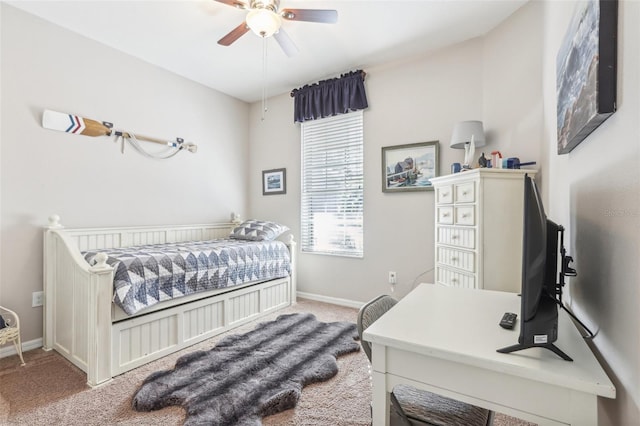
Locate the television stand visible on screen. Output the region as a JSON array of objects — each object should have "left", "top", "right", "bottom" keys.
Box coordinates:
[{"left": 497, "top": 342, "right": 573, "bottom": 361}]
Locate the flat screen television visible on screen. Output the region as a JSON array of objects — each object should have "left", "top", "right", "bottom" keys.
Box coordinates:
[{"left": 497, "top": 174, "right": 573, "bottom": 361}]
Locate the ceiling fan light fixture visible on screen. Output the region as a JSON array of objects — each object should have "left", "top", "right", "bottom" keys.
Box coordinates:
[{"left": 246, "top": 8, "right": 281, "bottom": 37}]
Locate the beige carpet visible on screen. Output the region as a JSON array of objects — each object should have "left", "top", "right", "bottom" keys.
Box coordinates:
[{"left": 0, "top": 299, "right": 535, "bottom": 425}]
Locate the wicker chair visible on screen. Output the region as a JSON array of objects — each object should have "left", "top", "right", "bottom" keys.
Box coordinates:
[
  {"left": 357, "top": 295, "right": 493, "bottom": 426},
  {"left": 0, "top": 306, "right": 26, "bottom": 366}
]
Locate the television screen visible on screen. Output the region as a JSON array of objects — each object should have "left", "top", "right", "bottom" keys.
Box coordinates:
[
  {"left": 521, "top": 175, "right": 547, "bottom": 322},
  {"left": 497, "top": 175, "right": 572, "bottom": 361}
]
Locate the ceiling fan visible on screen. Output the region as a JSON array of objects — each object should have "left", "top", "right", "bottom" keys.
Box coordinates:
[{"left": 215, "top": 0, "right": 338, "bottom": 57}]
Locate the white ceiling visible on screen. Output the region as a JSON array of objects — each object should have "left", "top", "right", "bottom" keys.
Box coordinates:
[{"left": 8, "top": 0, "right": 527, "bottom": 103}]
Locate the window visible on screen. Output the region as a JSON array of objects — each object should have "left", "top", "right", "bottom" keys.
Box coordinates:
[{"left": 301, "top": 111, "right": 364, "bottom": 257}]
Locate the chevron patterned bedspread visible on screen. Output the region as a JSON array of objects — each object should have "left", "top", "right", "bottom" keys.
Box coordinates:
[{"left": 83, "top": 239, "right": 291, "bottom": 316}]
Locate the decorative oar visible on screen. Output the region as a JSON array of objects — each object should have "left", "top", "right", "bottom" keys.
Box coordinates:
[{"left": 42, "top": 110, "right": 197, "bottom": 156}]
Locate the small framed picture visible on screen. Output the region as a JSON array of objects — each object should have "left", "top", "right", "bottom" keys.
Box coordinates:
[
  {"left": 382, "top": 141, "right": 439, "bottom": 192},
  {"left": 262, "top": 168, "right": 286, "bottom": 195}
]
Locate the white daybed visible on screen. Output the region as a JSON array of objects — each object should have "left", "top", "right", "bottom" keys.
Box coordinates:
[{"left": 43, "top": 215, "right": 297, "bottom": 387}]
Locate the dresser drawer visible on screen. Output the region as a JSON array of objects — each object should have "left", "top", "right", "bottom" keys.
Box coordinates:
[
  {"left": 437, "top": 207, "right": 454, "bottom": 224},
  {"left": 455, "top": 206, "right": 475, "bottom": 226},
  {"left": 437, "top": 246, "right": 475, "bottom": 272},
  {"left": 455, "top": 181, "right": 475, "bottom": 203},
  {"left": 436, "top": 185, "right": 453, "bottom": 204},
  {"left": 437, "top": 226, "right": 475, "bottom": 249},
  {"left": 436, "top": 267, "right": 476, "bottom": 289}
]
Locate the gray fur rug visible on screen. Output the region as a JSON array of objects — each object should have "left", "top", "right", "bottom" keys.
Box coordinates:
[{"left": 132, "top": 312, "right": 360, "bottom": 425}]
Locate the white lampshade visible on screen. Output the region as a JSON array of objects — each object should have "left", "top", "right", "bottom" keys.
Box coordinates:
[
  {"left": 450, "top": 121, "right": 486, "bottom": 149},
  {"left": 246, "top": 8, "right": 282, "bottom": 37}
]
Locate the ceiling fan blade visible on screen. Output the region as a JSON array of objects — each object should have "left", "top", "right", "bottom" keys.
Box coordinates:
[
  {"left": 214, "top": 0, "right": 248, "bottom": 10},
  {"left": 217, "top": 22, "right": 250, "bottom": 46},
  {"left": 273, "top": 28, "right": 299, "bottom": 57},
  {"left": 280, "top": 9, "right": 338, "bottom": 24}
]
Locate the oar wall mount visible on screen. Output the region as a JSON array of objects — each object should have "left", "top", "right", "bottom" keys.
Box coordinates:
[{"left": 42, "top": 110, "right": 198, "bottom": 159}]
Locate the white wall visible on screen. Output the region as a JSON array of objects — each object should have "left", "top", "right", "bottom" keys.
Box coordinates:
[
  {"left": 248, "top": 38, "right": 485, "bottom": 303},
  {"left": 542, "top": 2, "right": 640, "bottom": 424},
  {"left": 248, "top": 3, "right": 543, "bottom": 309},
  {"left": 0, "top": 4, "right": 250, "bottom": 341},
  {"left": 482, "top": 2, "right": 545, "bottom": 188},
  {"left": 485, "top": 4, "right": 640, "bottom": 424}
]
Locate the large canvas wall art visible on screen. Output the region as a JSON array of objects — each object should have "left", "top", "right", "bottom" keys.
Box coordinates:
[{"left": 556, "top": 0, "right": 618, "bottom": 155}]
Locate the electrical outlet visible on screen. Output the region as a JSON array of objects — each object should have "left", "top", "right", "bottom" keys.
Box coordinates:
[
  {"left": 388, "top": 271, "right": 397, "bottom": 285},
  {"left": 32, "top": 291, "right": 44, "bottom": 307}
]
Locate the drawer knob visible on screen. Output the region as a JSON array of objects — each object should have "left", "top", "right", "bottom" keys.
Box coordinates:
[
  {"left": 451, "top": 257, "right": 459, "bottom": 262},
  {"left": 451, "top": 278, "right": 458, "bottom": 283},
  {"left": 442, "top": 212, "right": 450, "bottom": 217},
  {"left": 451, "top": 235, "right": 459, "bottom": 240},
  {"left": 463, "top": 191, "right": 468, "bottom": 195},
  {"left": 462, "top": 213, "right": 469, "bottom": 218}
]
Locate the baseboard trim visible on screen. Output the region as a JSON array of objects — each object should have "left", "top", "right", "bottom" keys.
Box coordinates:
[
  {"left": 0, "top": 337, "right": 42, "bottom": 359},
  {"left": 297, "top": 292, "right": 363, "bottom": 309}
]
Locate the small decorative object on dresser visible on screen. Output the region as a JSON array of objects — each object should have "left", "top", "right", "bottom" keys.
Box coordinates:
[
  {"left": 478, "top": 153, "right": 488, "bottom": 168},
  {"left": 262, "top": 168, "right": 286, "bottom": 195},
  {"left": 430, "top": 168, "right": 537, "bottom": 292}
]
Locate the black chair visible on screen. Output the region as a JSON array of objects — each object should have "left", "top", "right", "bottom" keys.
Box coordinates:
[{"left": 357, "top": 295, "right": 493, "bottom": 426}]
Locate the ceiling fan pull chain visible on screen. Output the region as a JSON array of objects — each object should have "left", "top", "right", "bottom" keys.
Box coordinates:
[{"left": 261, "top": 35, "right": 269, "bottom": 120}]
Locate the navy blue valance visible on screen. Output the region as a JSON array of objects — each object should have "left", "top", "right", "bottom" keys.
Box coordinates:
[{"left": 291, "top": 70, "right": 368, "bottom": 123}]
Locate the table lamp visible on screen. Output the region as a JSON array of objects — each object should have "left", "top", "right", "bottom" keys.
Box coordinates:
[{"left": 450, "top": 121, "right": 486, "bottom": 170}]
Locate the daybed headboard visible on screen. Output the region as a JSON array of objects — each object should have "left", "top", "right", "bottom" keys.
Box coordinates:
[{"left": 46, "top": 215, "right": 235, "bottom": 251}]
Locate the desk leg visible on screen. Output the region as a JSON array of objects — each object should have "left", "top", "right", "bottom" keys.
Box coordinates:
[
  {"left": 371, "top": 370, "right": 390, "bottom": 426},
  {"left": 569, "top": 392, "right": 598, "bottom": 426},
  {"left": 370, "top": 342, "right": 390, "bottom": 426}
]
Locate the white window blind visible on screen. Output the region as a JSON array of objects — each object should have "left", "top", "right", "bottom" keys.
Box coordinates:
[{"left": 301, "top": 111, "right": 364, "bottom": 257}]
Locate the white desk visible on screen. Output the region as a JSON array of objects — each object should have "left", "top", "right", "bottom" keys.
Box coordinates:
[{"left": 362, "top": 284, "right": 615, "bottom": 426}]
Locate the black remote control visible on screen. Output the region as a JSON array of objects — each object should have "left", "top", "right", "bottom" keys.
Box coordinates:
[{"left": 499, "top": 312, "right": 517, "bottom": 329}]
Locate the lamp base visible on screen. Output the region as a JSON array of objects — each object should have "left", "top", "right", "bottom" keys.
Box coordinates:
[{"left": 463, "top": 140, "right": 476, "bottom": 169}]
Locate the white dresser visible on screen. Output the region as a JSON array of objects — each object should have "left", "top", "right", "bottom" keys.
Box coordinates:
[{"left": 430, "top": 169, "right": 537, "bottom": 292}]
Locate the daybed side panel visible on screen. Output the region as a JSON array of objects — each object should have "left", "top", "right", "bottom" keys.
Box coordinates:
[
  {"left": 260, "top": 279, "right": 291, "bottom": 313},
  {"left": 129, "top": 231, "right": 167, "bottom": 246},
  {"left": 44, "top": 229, "right": 97, "bottom": 373},
  {"left": 183, "top": 300, "right": 225, "bottom": 341},
  {"left": 54, "top": 247, "right": 90, "bottom": 369},
  {"left": 172, "top": 227, "right": 230, "bottom": 243},
  {"left": 112, "top": 309, "right": 181, "bottom": 376},
  {"left": 225, "top": 277, "right": 290, "bottom": 326},
  {"left": 66, "top": 223, "right": 233, "bottom": 251},
  {"left": 228, "top": 290, "right": 260, "bottom": 325},
  {"left": 75, "top": 233, "right": 122, "bottom": 252},
  {"left": 111, "top": 277, "right": 292, "bottom": 376}
]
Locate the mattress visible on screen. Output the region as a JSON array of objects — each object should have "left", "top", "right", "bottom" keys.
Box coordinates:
[{"left": 83, "top": 239, "right": 291, "bottom": 315}]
